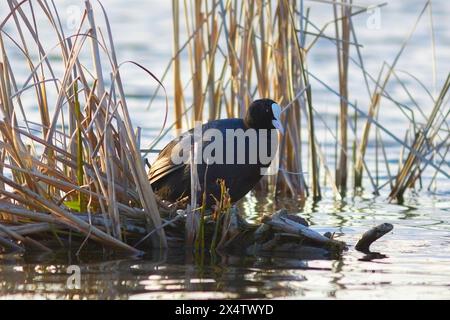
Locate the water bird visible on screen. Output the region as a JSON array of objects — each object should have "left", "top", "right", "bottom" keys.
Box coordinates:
[{"left": 148, "top": 99, "right": 284, "bottom": 207}]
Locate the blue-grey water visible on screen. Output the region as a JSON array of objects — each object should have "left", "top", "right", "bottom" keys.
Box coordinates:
[{"left": 0, "top": 0, "right": 449, "bottom": 299}]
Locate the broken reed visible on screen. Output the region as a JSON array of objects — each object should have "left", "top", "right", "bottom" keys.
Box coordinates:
[
  {"left": 163, "top": 0, "right": 449, "bottom": 202},
  {"left": 0, "top": 0, "right": 167, "bottom": 253}
]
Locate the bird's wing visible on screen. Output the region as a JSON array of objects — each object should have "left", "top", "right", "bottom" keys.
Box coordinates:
[
  {"left": 148, "top": 134, "right": 190, "bottom": 185},
  {"left": 148, "top": 119, "right": 244, "bottom": 185}
]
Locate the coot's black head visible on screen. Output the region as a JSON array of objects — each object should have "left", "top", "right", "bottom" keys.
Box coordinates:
[{"left": 244, "top": 98, "right": 284, "bottom": 134}]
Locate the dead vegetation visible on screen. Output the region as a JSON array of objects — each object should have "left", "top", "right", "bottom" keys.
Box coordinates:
[{"left": 0, "top": 0, "right": 447, "bottom": 254}]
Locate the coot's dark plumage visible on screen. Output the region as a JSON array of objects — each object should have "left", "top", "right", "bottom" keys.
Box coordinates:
[{"left": 148, "top": 99, "right": 283, "bottom": 206}]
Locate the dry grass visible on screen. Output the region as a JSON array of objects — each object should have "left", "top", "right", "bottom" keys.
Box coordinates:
[
  {"left": 0, "top": 0, "right": 167, "bottom": 254},
  {"left": 0, "top": 0, "right": 448, "bottom": 254}
]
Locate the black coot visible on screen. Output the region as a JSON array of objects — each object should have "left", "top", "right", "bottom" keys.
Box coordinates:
[{"left": 148, "top": 99, "right": 284, "bottom": 206}]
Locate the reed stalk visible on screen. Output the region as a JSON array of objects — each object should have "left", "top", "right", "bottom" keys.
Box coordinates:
[
  {"left": 334, "top": 0, "right": 351, "bottom": 193},
  {"left": 161, "top": 0, "right": 449, "bottom": 204},
  {"left": 172, "top": 0, "right": 184, "bottom": 129}
]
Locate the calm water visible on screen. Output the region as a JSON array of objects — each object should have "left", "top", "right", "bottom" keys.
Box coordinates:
[
  {"left": 0, "top": 0, "right": 449, "bottom": 299},
  {"left": 1, "top": 193, "right": 450, "bottom": 299}
]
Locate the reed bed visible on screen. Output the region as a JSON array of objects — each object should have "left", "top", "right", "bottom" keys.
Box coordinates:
[
  {"left": 0, "top": 0, "right": 167, "bottom": 254},
  {"left": 159, "top": 0, "right": 449, "bottom": 203},
  {"left": 0, "top": 0, "right": 448, "bottom": 254}
]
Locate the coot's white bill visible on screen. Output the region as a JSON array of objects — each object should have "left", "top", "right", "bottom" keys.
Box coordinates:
[{"left": 271, "top": 103, "right": 284, "bottom": 135}]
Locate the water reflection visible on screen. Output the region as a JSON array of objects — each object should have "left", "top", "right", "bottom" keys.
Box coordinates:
[
  {"left": 0, "top": 250, "right": 317, "bottom": 299},
  {"left": 1, "top": 192, "right": 450, "bottom": 300}
]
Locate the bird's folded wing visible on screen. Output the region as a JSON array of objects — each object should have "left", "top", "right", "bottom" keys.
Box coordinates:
[{"left": 148, "top": 135, "right": 189, "bottom": 184}]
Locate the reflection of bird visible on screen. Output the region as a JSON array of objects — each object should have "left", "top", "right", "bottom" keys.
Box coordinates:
[{"left": 148, "top": 99, "right": 284, "bottom": 207}]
